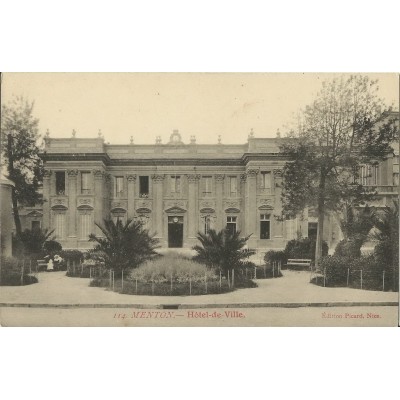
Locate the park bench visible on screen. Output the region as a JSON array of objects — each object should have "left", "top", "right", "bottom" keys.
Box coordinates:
[
  {"left": 36, "top": 259, "right": 48, "bottom": 271},
  {"left": 286, "top": 259, "right": 312, "bottom": 270}
]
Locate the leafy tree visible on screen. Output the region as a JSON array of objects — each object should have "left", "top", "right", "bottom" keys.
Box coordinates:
[
  {"left": 1, "top": 96, "right": 44, "bottom": 237},
  {"left": 371, "top": 200, "right": 399, "bottom": 291},
  {"left": 335, "top": 205, "right": 375, "bottom": 257},
  {"left": 43, "top": 240, "right": 62, "bottom": 254},
  {"left": 280, "top": 75, "right": 397, "bottom": 268},
  {"left": 192, "top": 228, "right": 255, "bottom": 276},
  {"left": 89, "top": 219, "right": 160, "bottom": 276}
]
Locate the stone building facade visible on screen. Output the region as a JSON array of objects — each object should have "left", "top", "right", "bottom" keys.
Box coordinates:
[{"left": 17, "top": 124, "right": 399, "bottom": 258}]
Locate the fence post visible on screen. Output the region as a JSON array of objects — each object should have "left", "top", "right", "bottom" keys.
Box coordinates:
[
  {"left": 171, "top": 273, "right": 173, "bottom": 294},
  {"left": 112, "top": 270, "right": 115, "bottom": 291},
  {"left": 189, "top": 276, "right": 192, "bottom": 295},
  {"left": 382, "top": 271, "right": 385, "bottom": 292},
  {"left": 232, "top": 269, "right": 235, "bottom": 288},
  {"left": 152, "top": 281, "right": 154, "bottom": 295},
  {"left": 347, "top": 268, "right": 350, "bottom": 287},
  {"left": 205, "top": 272, "right": 207, "bottom": 294},
  {"left": 263, "top": 265, "right": 266, "bottom": 278},
  {"left": 20, "top": 261, "right": 24, "bottom": 286},
  {"left": 360, "top": 270, "right": 363, "bottom": 290},
  {"left": 135, "top": 278, "right": 138, "bottom": 294},
  {"left": 254, "top": 266, "right": 257, "bottom": 279},
  {"left": 219, "top": 271, "right": 222, "bottom": 290},
  {"left": 323, "top": 268, "right": 326, "bottom": 287},
  {"left": 29, "top": 259, "right": 32, "bottom": 275},
  {"left": 273, "top": 262, "right": 275, "bottom": 278},
  {"left": 121, "top": 270, "right": 124, "bottom": 293},
  {"left": 109, "top": 270, "right": 112, "bottom": 287}
]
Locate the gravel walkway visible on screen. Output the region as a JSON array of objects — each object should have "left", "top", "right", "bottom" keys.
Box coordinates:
[{"left": 0, "top": 270, "right": 398, "bottom": 306}]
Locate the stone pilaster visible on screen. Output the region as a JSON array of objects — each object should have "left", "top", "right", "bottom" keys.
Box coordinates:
[
  {"left": 240, "top": 173, "right": 247, "bottom": 237},
  {"left": 93, "top": 170, "right": 104, "bottom": 235},
  {"left": 215, "top": 174, "right": 225, "bottom": 231},
  {"left": 152, "top": 174, "right": 165, "bottom": 238},
  {"left": 245, "top": 169, "right": 258, "bottom": 246},
  {"left": 67, "top": 169, "right": 78, "bottom": 237},
  {"left": 126, "top": 174, "right": 137, "bottom": 220},
  {"left": 186, "top": 174, "right": 200, "bottom": 242},
  {"left": 273, "top": 169, "right": 283, "bottom": 237},
  {"left": 42, "top": 170, "right": 52, "bottom": 230}
]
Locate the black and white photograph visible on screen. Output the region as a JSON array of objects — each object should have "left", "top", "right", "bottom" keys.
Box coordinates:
[{"left": 1, "top": 72, "right": 398, "bottom": 326}]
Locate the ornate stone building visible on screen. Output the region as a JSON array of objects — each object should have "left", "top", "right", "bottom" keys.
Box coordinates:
[{"left": 17, "top": 123, "right": 399, "bottom": 258}]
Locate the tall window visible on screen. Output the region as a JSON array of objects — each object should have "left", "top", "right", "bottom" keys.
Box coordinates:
[
  {"left": 359, "top": 164, "right": 379, "bottom": 186},
  {"left": 112, "top": 212, "right": 126, "bottom": 225},
  {"left": 54, "top": 213, "right": 65, "bottom": 239},
  {"left": 204, "top": 215, "right": 211, "bottom": 234},
  {"left": 171, "top": 175, "right": 181, "bottom": 193},
  {"left": 139, "top": 176, "right": 149, "bottom": 197},
  {"left": 226, "top": 216, "right": 237, "bottom": 235},
  {"left": 81, "top": 172, "right": 91, "bottom": 194},
  {"left": 229, "top": 176, "right": 238, "bottom": 197},
  {"left": 79, "top": 213, "right": 91, "bottom": 239},
  {"left": 260, "top": 214, "right": 270, "bottom": 239},
  {"left": 260, "top": 171, "right": 271, "bottom": 192},
  {"left": 55, "top": 171, "right": 65, "bottom": 195},
  {"left": 114, "top": 176, "right": 124, "bottom": 197},
  {"left": 202, "top": 176, "right": 212, "bottom": 197},
  {"left": 308, "top": 222, "right": 318, "bottom": 239}
]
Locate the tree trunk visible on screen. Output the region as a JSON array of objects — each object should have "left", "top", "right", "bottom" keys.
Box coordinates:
[
  {"left": 315, "top": 170, "right": 326, "bottom": 270},
  {"left": 7, "top": 134, "right": 22, "bottom": 237},
  {"left": 12, "top": 187, "right": 22, "bottom": 237}
]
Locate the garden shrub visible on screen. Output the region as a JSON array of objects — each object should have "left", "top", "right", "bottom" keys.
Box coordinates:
[
  {"left": 264, "top": 250, "right": 287, "bottom": 265},
  {"left": 43, "top": 240, "right": 62, "bottom": 253},
  {"left": 0, "top": 257, "right": 38, "bottom": 286},
  {"left": 285, "top": 237, "right": 328, "bottom": 261}
]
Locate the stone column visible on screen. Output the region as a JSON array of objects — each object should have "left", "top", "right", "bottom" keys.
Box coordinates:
[
  {"left": 67, "top": 169, "right": 78, "bottom": 238},
  {"left": 126, "top": 174, "right": 137, "bottom": 220},
  {"left": 93, "top": 170, "right": 104, "bottom": 235},
  {"left": 187, "top": 174, "right": 200, "bottom": 242},
  {"left": 0, "top": 174, "right": 15, "bottom": 257},
  {"left": 273, "top": 169, "right": 284, "bottom": 238},
  {"left": 245, "top": 169, "right": 258, "bottom": 246},
  {"left": 215, "top": 174, "right": 225, "bottom": 231},
  {"left": 240, "top": 173, "right": 247, "bottom": 235},
  {"left": 42, "top": 170, "right": 51, "bottom": 230},
  {"left": 152, "top": 174, "right": 165, "bottom": 239}
]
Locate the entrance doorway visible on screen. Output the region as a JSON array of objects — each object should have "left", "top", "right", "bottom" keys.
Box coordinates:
[{"left": 168, "top": 216, "right": 184, "bottom": 248}]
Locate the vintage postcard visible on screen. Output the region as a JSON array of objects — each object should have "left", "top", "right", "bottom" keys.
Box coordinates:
[{"left": 0, "top": 72, "right": 398, "bottom": 326}]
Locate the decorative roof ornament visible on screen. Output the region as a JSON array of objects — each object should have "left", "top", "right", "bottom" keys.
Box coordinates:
[
  {"left": 156, "top": 136, "right": 162, "bottom": 144},
  {"left": 72, "top": 129, "right": 76, "bottom": 138},
  {"left": 130, "top": 136, "right": 134, "bottom": 144},
  {"left": 248, "top": 128, "right": 254, "bottom": 139},
  {"left": 276, "top": 129, "right": 281, "bottom": 138},
  {"left": 45, "top": 129, "right": 50, "bottom": 138},
  {"left": 168, "top": 129, "right": 183, "bottom": 145},
  {"left": 218, "top": 135, "right": 222, "bottom": 144},
  {"left": 190, "top": 135, "right": 196, "bottom": 144},
  {"left": 98, "top": 129, "right": 103, "bottom": 138}
]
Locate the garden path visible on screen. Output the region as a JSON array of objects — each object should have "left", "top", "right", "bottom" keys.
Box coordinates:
[{"left": 0, "top": 270, "right": 397, "bottom": 306}]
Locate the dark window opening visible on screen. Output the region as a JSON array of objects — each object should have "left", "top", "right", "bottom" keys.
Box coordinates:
[
  {"left": 31, "top": 221, "right": 41, "bottom": 231},
  {"left": 260, "top": 221, "right": 270, "bottom": 239},
  {"left": 55, "top": 171, "right": 65, "bottom": 195},
  {"left": 308, "top": 222, "right": 318, "bottom": 239},
  {"left": 226, "top": 216, "right": 237, "bottom": 235},
  {"left": 139, "top": 176, "right": 149, "bottom": 197}
]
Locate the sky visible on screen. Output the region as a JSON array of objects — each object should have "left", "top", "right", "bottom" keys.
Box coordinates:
[{"left": 2, "top": 73, "right": 398, "bottom": 145}]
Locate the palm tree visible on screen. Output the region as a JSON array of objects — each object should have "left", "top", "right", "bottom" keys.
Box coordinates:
[
  {"left": 89, "top": 218, "right": 160, "bottom": 276},
  {"left": 192, "top": 228, "right": 255, "bottom": 277},
  {"left": 18, "top": 227, "right": 55, "bottom": 258}
]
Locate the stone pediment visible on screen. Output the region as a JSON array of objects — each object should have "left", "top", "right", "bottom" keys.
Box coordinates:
[
  {"left": 225, "top": 207, "right": 240, "bottom": 213},
  {"left": 136, "top": 207, "right": 151, "bottom": 214},
  {"left": 199, "top": 207, "right": 215, "bottom": 214},
  {"left": 26, "top": 210, "right": 43, "bottom": 217},
  {"left": 165, "top": 206, "right": 187, "bottom": 214}
]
